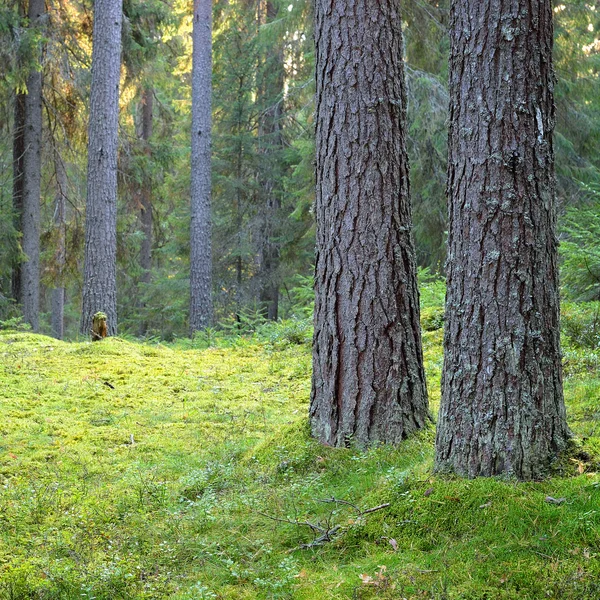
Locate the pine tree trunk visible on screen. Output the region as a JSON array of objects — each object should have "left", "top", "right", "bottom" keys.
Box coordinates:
[
  {"left": 310, "top": 0, "right": 429, "bottom": 447},
  {"left": 80, "top": 0, "right": 123, "bottom": 337},
  {"left": 138, "top": 88, "right": 153, "bottom": 336},
  {"left": 51, "top": 151, "right": 67, "bottom": 340},
  {"left": 20, "top": 0, "right": 45, "bottom": 331},
  {"left": 257, "top": 0, "right": 284, "bottom": 321},
  {"left": 190, "top": 0, "right": 213, "bottom": 333},
  {"left": 11, "top": 90, "right": 25, "bottom": 303},
  {"left": 435, "top": 0, "right": 570, "bottom": 479}
]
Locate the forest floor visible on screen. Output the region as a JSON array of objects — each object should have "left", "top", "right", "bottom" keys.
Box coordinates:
[{"left": 1, "top": 300, "right": 600, "bottom": 599}]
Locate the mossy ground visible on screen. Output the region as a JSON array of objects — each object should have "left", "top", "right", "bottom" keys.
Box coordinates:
[{"left": 1, "top": 305, "right": 600, "bottom": 599}]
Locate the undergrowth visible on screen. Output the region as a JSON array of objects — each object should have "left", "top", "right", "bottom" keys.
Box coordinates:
[{"left": 0, "top": 299, "right": 599, "bottom": 599}]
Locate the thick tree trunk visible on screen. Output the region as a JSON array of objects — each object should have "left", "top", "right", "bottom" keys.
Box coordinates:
[
  {"left": 11, "top": 91, "right": 25, "bottom": 303},
  {"left": 257, "top": 0, "right": 284, "bottom": 321},
  {"left": 190, "top": 0, "right": 213, "bottom": 333},
  {"left": 51, "top": 151, "right": 67, "bottom": 340},
  {"left": 435, "top": 0, "right": 570, "bottom": 479},
  {"left": 80, "top": 0, "right": 123, "bottom": 337},
  {"left": 138, "top": 88, "right": 153, "bottom": 336},
  {"left": 20, "top": 0, "right": 45, "bottom": 331},
  {"left": 310, "top": 0, "right": 429, "bottom": 447}
]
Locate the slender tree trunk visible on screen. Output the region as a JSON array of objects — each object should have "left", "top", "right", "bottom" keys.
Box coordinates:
[
  {"left": 310, "top": 0, "right": 429, "bottom": 447},
  {"left": 20, "top": 0, "right": 45, "bottom": 331},
  {"left": 12, "top": 91, "right": 25, "bottom": 303},
  {"left": 235, "top": 97, "right": 244, "bottom": 307},
  {"left": 190, "top": 0, "right": 213, "bottom": 333},
  {"left": 51, "top": 151, "right": 67, "bottom": 340},
  {"left": 257, "top": 0, "right": 283, "bottom": 321},
  {"left": 80, "top": 0, "right": 123, "bottom": 337},
  {"left": 435, "top": 0, "right": 570, "bottom": 479},
  {"left": 138, "top": 87, "right": 153, "bottom": 336},
  {"left": 11, "top": 0, "right": 26, "bottom": 304}
]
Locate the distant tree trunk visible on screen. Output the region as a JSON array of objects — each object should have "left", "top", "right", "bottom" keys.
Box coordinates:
[
  {"left": 51, "top": 151, "right": 67, "bottom": 340},
  {"left": 11, "top": 90, "right": 25, "bottom": 303},
  {"left": 80, "top": 0, "right": 123, "bottom": 337},
  {"left": 257, "top": 0, "right": 283, "bottom": 321},
  {"left": 20, "top": 0, "right": 45, "bottom": 331},
  {"left": 11, "top": 0, "right": 26, "bottom": 304},
  {"left": 138, "top": 87, "right": 153, "bottom": 336},
  {"left": 435, "top": 0, "right": 570, "bottom": 479},
  {"left": 310, "top": 0, "right": 429, "bottom": 447},
  {"left": 190, "top": 0, "right": 213, "bottom": 333},
  {"left": 235, "top": 101, "right": 244, "bottom": 308}
]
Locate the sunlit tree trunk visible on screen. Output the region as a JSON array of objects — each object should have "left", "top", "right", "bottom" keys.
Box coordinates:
[
  {"left": 21, "top": 0, "right": 45, "bottom": 331},
  {"left": 310, "top": 0, "right": 429, "bottom": 447},
  {"left": 435, "top": 0, "right": 570, "bottom": 479},
  {"left": 190, "top": 0, "right": 213, "bottom": 333},
  {"left": 80, "top": 0, "right": 123, "bottom": 337}
]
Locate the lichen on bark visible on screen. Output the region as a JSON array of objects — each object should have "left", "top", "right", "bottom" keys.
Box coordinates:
[{"left": 435, "top": 0, "right": 570, "bottom": 480}]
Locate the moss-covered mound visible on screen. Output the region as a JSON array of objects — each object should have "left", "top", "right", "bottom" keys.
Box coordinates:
[{"left": 0, "top": 325, "right": 599, "bottom": 599}]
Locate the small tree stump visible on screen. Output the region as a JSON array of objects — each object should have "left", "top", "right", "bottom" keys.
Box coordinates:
[{"left": 92, "top": 311, "right": 108, "bottom": 341}]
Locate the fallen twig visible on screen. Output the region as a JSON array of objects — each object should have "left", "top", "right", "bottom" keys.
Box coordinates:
[
  {"left": 361, "top": 503, "right": 391, "bottom": 515},
  {"left": 297, "top": 525, "right": 341, "bottom": 549},
  {"left": 258, "top": 497, "right": 391, "bottom": 552},
  {"left": 318, "top": 497, "right": 390, "bottom": 516}
]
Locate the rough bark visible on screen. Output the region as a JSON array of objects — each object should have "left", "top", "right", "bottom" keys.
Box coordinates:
[
  {"left": 435, "top": 0, "right": 570, "bottom": 479},
  {"left": 20, "top": 0, "right": 45, "bottom": 331},
  {"left": 190, "top": 0, "right": 213, "bottom": 333},
  {"left": 310, "top": 0, "right": 429, "bottom": 447},
  {"left": 138, "top": 88, "right": 153, "bottom": 336},
  {"left": 80, "top": 0, "right": 123, "bottom": 337},
  {"left": 257, "top": 0, "right": 284, "bottom": 321},
  {"left": 51, "top": 151, "right": 67, "bottom": 340},
  {"left": 11, "top": 91, "right": 25, "bottom": 303}
]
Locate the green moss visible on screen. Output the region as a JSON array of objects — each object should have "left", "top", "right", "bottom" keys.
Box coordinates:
[{"left": 0, "top": 323, "right": 599, "bottom": 598}]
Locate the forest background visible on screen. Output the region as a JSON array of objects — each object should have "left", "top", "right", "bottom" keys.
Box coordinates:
[
  {"left": 1, "top": 0, "right": 599, "bottom": 339},
  {"left": 2, "top": 2, "right": 600, "bottom": 598}
]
